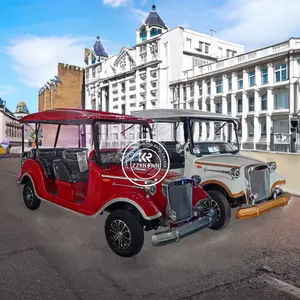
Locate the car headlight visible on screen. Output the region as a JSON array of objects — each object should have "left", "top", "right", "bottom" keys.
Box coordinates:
[
  {"left": 230, "top": 167, "right": 240, "bottom": 179},
  {"left": 191, "top": 175, "right": 201, "bottom": 186},
  {"left": 268, "top": 162, "right": 277, "bottom": 173},
  {"left": 144, "top": 185, "right": 157, "bottom": 195}
]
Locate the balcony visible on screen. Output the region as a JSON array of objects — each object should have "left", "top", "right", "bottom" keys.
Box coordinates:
[{"left": 183, "top": 40, "right": 298, "bottom": 78}]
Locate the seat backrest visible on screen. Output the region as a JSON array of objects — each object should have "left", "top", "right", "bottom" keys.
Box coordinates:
[
  {"left": 53, "top": 159, "right": 72, "bottom": 182},
  {"left": 36, "top": 149, "right": 57, "bottom": 159}
]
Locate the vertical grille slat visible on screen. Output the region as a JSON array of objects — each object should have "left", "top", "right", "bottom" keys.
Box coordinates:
[
  {"left": 249, "top": 165, "right": 270, "bottom": 201},
  {"left": 167, "top": 179, "right": 193, "bottom": 222}
]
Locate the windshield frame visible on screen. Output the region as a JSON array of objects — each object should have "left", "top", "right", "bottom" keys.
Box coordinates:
[{"left": 92, "top": 120, "right": 153, "bottom": 167}]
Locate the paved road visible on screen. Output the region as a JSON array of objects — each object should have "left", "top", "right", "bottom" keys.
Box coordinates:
[{"left": 0, "top": 158, "right": 300, "bottom": 300}]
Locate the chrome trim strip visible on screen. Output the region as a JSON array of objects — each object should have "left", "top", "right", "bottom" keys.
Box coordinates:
[
  {"left": 101, "top": 174, "right": 155, "bottom": 184},
  {"left": 18, "top": 173, "right": 162, "bottom": 220},
  {"left": 113, "top": 182, "right": 144, "bottom": 190}
]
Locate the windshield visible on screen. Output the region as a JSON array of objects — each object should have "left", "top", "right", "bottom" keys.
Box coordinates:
[
  {"left": 95, "top": 122, "right": 152, "bottom": 165},
  {"left": 191, "top": 142, "right": 237, "bottom": 156}
]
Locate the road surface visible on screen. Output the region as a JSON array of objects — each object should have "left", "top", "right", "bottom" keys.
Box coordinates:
[{"left": 0, "top": 158, "right": 299, "bottom": 300}]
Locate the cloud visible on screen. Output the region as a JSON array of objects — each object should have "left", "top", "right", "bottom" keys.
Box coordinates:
[
  {"left": 132, "top": 8, "right": 148, "bottom": 23},
  {"left": 0, "top": 85, "right": 18, "bottom": 96},
  {"left": 5, "top": 35, "right": 122, "bottom": 88},
  {"left": 103, "top": 0, "right": 130, "bottom": 8},
  {"left": 217, "top": 0, "right": 300, "bottom": 49}
]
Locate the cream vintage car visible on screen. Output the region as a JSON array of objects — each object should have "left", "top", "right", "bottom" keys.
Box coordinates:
[{"left": 132, "top": 109, "right": 291, "bottom": 223}]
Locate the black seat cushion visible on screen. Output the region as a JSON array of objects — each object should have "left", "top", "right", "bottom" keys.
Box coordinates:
[{"left": 53, "top": 159, "right": 89, "bottom": 183}]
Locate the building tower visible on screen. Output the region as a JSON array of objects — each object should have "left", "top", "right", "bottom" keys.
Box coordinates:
[
  {"left": 136, "top": 4, "right": 168, "bottom": 44},
  {"left": 84, "top": 36, "right": 108, "bottom": 65}
]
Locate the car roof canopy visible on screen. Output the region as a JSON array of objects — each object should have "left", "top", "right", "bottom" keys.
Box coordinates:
[
  {"left": 131, "top": 109, "right": 238, "bottom": 123},
  {"left": 19, "top": 108, "right": 152, "bottom": 125}
]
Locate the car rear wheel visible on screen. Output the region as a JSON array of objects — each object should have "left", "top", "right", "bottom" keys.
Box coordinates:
[
  {"left": 23, "top": 180, "right": 41, "bottom": 210},
  {"left": 200, "top": 190, "right": 231, "bottom": 230},
  {"left": 105, "top": 209, "right": 144, "bottom": 257}
]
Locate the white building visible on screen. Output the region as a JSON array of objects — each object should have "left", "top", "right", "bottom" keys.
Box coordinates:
[
  {"left": 0, "top": 99, "right": 23, "bottom": 146},
  {"left": 170, "top": 38, "right": 300, "bottom": 152},
  {"left": 84, "top": 5, "right": 300, "bottom": 152},
  {"left": 84, "top": 5, "right": 243, "bottom": 148}
]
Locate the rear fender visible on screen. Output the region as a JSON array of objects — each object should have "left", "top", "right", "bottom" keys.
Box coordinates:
[
  {"left": 101, "top": 191, "right": 162, "bottom": 221},
  {"left": 17, "top": 160, "right": 48, "bottom": 196}
]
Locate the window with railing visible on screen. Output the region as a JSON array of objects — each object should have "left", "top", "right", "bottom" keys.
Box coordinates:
[
  {"left": 198, "top": 81, "right": 202, "bottom": 95},
  {"left": 237, "top": 99, "right": 242, "bottom": 113},
  {"left": 248, "top": 96, "right": 255, "bottom": 111},
  {"left": 228, "top": 77, "right": 232, "bottom": 91},
  {"left": 216, "top": 79, "right": 222, "bottom": 93},
  {"left": 227, "top": 101, "right": 232, "bottom": 114},
  {"left": 215, "top": 102, "right": 222, "bottom": 114},
  {"left": 260, "top": 118, "right": 267, "bottom": 138},
  {"left": 247, "top": 120, "right": 254, "bottom": 138},
  {"left": 238, "top": 72, "right": 243, "bottom": 89},
  {"left": 274, "top": 90, "right": 289, "bottom": 109},
  {"left": 183, "top": 85, "right": 187, "bottom": 100},
  {"left": 261, "top": 94, "right": 267, "bottom": 110},
  {"left": 207, "top": 82, "right": 211, "bottom": 95},
  {"left": 274, "top": 63, "right": 287, "bottom": 82},
  {"left": 206, "top": 102, "right": 211, "bottom": 112},
  {"left": 249, "top": 71, "right": 255, "bottom": 87},
  {"left": 261, "top": 67, "right": 268, "bottom": 84},
  {"left": 190, "top": 85, "right": 194, "bottom": 97}
]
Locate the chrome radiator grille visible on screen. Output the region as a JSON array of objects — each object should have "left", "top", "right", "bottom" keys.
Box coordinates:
[
  {"left": 167, "top": 178, "right": 193, "bottom": 222},
  {"left": 248, "top": 165, "right": 270, "bottom": 201}
]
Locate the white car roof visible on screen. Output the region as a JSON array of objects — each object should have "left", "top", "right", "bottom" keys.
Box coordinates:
[{"left": 131, "top": 109, "right": 238, "bottom": 123}]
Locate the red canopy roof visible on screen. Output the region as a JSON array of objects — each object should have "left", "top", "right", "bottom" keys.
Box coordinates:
[{"left": 19, "top": 108, "right": 152, "bottom": 125}]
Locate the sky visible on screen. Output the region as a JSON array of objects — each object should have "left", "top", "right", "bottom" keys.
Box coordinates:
[{"left": 1, "top": 0, "right": 300, "bottom": 113}]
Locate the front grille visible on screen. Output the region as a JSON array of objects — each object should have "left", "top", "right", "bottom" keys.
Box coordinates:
[
  {"left": 166, "top": 178, "right": 193, "bottom": 222},
  {"left": 248, "top": 165, "right": 270, "bottom": 201}
]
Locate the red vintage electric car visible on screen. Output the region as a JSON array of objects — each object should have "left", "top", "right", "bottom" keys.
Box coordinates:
[{"left": 17, "top": 108, "right": 230, "bottom": 257}]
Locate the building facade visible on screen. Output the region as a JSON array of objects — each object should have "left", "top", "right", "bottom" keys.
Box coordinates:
[
  {"left": 38, "top": 62, "right": 85, "bottom": 111},
  {"left": 0, "top": 99, "right": 30, "bottom": 146},
  {"left": 170, "top": 38, "right": 300, "bottom": 152},
  {"left": 38, "top": 63, "right": 86, "bottom": 147},
  {"left": 84, "top": 5, "right": 244, "bottom": 147}
]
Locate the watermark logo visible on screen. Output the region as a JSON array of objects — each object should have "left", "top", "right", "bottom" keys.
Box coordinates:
[{"left": 121, "top": 138, "right": 170, "bottom": 187}]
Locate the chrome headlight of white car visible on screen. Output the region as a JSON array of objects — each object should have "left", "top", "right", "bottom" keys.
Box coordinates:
[
  {"left": 267, "top": 161, "right": 277, "bottom": 173},
  {"left": 229, "top": 167, "right": 240, "bottom": 179}
]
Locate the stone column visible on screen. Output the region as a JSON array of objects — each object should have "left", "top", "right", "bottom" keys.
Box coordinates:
[
  {"left": 222, "top": 95, "right": 228, "bottom": 141},
  {"left": 222, "top": 74, "right": 228, "bottom": 95},
  {"left": 289, "top": 83, "right": 295, "bottom": 114},
  {"left": 255, "top": 65, "right": 261, "bottom": 88},
  {"left": 241, "top": 91, "right": 248, "bottom": 146},
  {"left": 266, "top": 87, "right": 274, "bottom": 150},
  {"left": 268, "top": 62, "right": 274, "bottom": 85}
]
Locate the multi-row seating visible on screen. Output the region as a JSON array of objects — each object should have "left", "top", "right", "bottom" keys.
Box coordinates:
[
  {"left": 53, "top": 149, "right": 89, "bottom": 183},
  {"left": 31, "top": 148, "right": 89, "bottom": 181}
]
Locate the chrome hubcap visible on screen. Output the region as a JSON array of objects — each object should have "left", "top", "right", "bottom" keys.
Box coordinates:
[
  {"left": 200, "top": 199, "right": 221, "bottom": 221},
  {"left": 25, "top": 187, "right": 34, "bottom": 205},
  {"left": 109, "top": 220, "right": 131, "bottom": 250}
]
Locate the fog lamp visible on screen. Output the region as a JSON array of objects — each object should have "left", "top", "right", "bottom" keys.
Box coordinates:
[
  {"left": 191, "top": 175, "right": 201, "bottom": 186},
  {"left": 268, "top": 162, "right": 277, "bottom": 173},
  {"left": 230, "top": 167, "right": 240, "bottom": 179},
  {"left": 144, "top": 185, "right": 157, "bottom": 196}
]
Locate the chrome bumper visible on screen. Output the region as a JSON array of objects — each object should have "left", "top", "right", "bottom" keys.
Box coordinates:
[{"left": 152, "top": 211, "right": 217, "bottom": 246}]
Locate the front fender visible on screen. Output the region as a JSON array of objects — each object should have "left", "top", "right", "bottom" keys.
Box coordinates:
[{"left": 103, "top": 191, "right": 162, "bottom": 221}]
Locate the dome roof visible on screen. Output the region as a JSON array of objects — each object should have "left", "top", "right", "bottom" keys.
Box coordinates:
[
  {"left": 143, "top": 5, "right": 167, "bottom": 29},
  {"left": 93, "top": 36, "right": 108, "bottom": 57}
]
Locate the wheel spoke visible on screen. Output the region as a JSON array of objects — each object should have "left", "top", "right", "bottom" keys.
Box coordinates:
[{"left": 109, "top": 219, "right": 132, "bottom": 250}]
